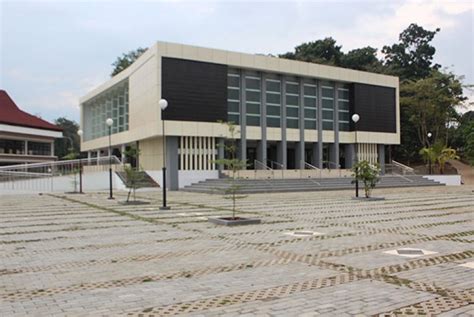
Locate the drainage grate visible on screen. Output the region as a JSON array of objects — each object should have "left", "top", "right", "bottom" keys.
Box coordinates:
[
  {"left": 383, "top": 248, "right": 438, "bottom": 258},
  {"left": 284, "top": 231, "right": 324, "bottom": 237},
  {"left": 397, "top": 249, "right": 424, "bottom": 255}
]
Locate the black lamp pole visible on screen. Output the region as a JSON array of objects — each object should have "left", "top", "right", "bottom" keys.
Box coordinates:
[
  {"left": 106, "top": 118, "right": 114, "bottom": 200},
  {"left": 352, "top": 114, "right": 360, "bottom": 198},
  {"left": 77, "top": 129, "right": 84, "bottom": 194},
  {"left": 159, "top": 99, "right": 170, "bottom": 210}
]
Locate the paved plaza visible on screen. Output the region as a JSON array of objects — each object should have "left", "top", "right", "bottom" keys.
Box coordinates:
[{"left": 0, "top": 186, "right": 473, "bottom": 316}]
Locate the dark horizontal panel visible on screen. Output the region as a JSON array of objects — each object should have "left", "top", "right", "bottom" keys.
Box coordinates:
[
  {"left": 352, "top": 83, "right": 396, "bottom": 133},
  {"left": 161, "top": 57, "right": 228, "bottom": 123}
]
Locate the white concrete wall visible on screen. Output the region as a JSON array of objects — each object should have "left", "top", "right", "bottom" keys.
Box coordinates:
[
  {"left": 178, "top": 170, "right": 219, "bottom": 188},
  {"left": 146, "top": 170, "right": 218, "bottom": 189},
  {"left": 423, "top": 175, "right": 461, "bottom": 186}
]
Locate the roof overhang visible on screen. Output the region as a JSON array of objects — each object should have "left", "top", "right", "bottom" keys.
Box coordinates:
[{"left": 0, "top": 124, "right": 63, "bottom": 139}]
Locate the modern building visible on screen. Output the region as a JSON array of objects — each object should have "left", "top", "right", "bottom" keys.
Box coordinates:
[
  {"left": 79, "top": 41, "right": 399, "bottom": 189},
  {"left": 0, "top": 90, "right": 63, "bottom": 166}
]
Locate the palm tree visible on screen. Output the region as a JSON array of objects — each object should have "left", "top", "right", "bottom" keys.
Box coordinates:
[
  {"left": 419, "top": 147, "right": 436, "bottom": 174},
  {"left": 437, "top": 147, "right": 459, "bottom": 174}
]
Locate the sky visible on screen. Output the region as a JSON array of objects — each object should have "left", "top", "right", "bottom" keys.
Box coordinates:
[{"left": 1, "top": 0, "right": 473, "bottom": 124}]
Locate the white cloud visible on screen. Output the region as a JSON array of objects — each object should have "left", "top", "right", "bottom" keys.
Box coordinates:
[{"left": 327, "top": 0, "right": 473, "bottom": 52}]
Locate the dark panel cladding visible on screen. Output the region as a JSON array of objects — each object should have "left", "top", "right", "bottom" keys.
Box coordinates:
[
  {"left": 352, "top": 83, "right": 396, "bottom": 133},
  {"left": 162, "top": 57, "right": 227, "bottom": 123}
]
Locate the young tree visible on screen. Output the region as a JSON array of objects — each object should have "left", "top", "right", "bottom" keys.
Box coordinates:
[
  {"left": 214, "top": 122, "right": 247, "bottom": 219},
  {"left": 122, "top": 145, "right": 143, "bottom": 202},
  {"left": 111, "top": 47, "right": 147, "bottom": 77},
  {"left": 352, "top": 161, "right": 381, "bottom": 198}
]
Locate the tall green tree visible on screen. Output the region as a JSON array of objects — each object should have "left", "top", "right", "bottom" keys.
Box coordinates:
[
  {"left": 400, "top": 70, "right": 465, "bottom": 148},
  {"left": 280, "top": 37, "right": 344, "bottom": 66},
  {"left": 111, "top": 47, "right": 147, "bottom": 77},
  {"left": 340, "top": 46, "right": 383, "bottom": 72},
  {"left": 54, "top": 117, "right": 80, "bottom": 159},
  {"left": 382, "top": 23, "right": 440, "bottom": 81},
  {"left": 451, "top": 111, "right": 474, "bottom": 165}
]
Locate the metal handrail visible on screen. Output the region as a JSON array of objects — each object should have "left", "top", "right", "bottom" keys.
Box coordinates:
[
  {"left": 300, "top": 160, "right": 321, "bottom": 178},
  {"left": 323, "top": 160, "right": 342, "bottom": 177},
  {"left": 254, "top": 160, "right": 272, "bottom": 171},
  {"left": 391, "top": 160, "right": 415, "bottom": 175}
]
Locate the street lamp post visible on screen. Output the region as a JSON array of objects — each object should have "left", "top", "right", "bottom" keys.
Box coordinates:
[
  {"left": 159, "top": 99, "right": 170, "bottom": 210},
  {"left": 77, "top": 129, "right": 84, "bottom": 194},
  {"left": 352, "top": 114, "right": 360, "bottom": 198},
  {"left": 106, "top": 118, "right": 114, "bottom": 199},
  {"left": 427, "top": 132, "right": 432, "bottom": 175}
]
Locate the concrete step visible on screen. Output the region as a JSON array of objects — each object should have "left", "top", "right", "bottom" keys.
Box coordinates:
[{"left": 183, "top": 175, "right": 442, "bottom": 194}]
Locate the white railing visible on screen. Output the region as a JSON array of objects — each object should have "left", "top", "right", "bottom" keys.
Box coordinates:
[
  {"left": 0, "top": 156, "right": 122, "bottom": 192},
  {"left": 301, "top": 161, "right": 322, "bottom": 179}
]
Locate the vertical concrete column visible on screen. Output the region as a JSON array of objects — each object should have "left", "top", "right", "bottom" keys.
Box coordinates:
[
  {"left": 280, "top": 76, "right": 287, "bottom": 168},
  {"left": 166, "top": 136, "right": 179, "bottom": 190},
  {"left": 378, "top": 144, "right": 385, "bottom": 175},
  {"left": 24, "top": 140, "right": 28, "bottom": 155},
  {"left": 297, "top": 78, "right": 305, "bottom": 169},
  {"left": 259, "top": 73, "right": 267, "bottom": 168},
  {"left": 312, "top": 142, "right": 319, "bottom": 167},
  {"left": 317, "top": 80, "right": 323, "bottom": 169},
  {"left": 97, "top": 150, "right": 101, "bottom": 165},
  {"left": 218, "top": 138, "right": 224, "bottom": 172},
  {"left": 333, "top": 83, "right": 340, "bottom": 169},
  {"left": 239, "top": 70, "right": 247, "bottom": 168},
  {"left": 87, "top": 151, "right": 91, "bottom": 164},
  {"left": 345, "top": 144, "right": 355, "bottom": 169}
]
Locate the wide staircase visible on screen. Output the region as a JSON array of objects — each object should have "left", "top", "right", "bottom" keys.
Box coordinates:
[
  {"left": 183, "top": 175, "right": 443, "bottom": 194},
  {"left": 116, "top": 171, "right": 160, "bottom": 188}
]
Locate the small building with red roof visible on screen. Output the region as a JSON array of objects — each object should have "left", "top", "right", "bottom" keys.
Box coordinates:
[{"left": 0, "top": 90, "right": 63, "bottom": 166}]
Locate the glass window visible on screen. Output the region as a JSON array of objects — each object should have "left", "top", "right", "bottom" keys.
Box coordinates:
[
  {"left": 228, "top": 114, "right": 239, "bottom": 125},
  {"left": 304, "top": 85, "right": 316, "bottom": 96},
  {"left": 0, "top": 139, "right": 25, "bottom": 155},
  {"left": 286, "top": 95, "right": 299, "bottom": 106},
  {"left": 322, "top": 110, "right": 334, "bottom": 120},
  {"left": 266, "top": 80, "right": 280, "bottom": 92},
  {"left": 228, "top": 75, "right": 240, "bottom": 87},
  {"left": 267, "top": 93, "right": 281, "bottom": 104},
  {"left": 228, "top": 88, "right": 239, "bottom": 101},
  {"left": 246, "top": 115, "right": 260, "bottom": 126},
  {"left": 304, "top": 120, "right": 316, "bottom": 129},
  {"left": 267, "top": 117, "right": 280, "bottom": 127},
  {"left": 322, "top": 99, "right": 334, "bottom": 110},
  {"left": 339, "top": 122, "right": 350, "bottom": 131},
  {"left": 246, "top": 90, "right": 260, "bottom": 102},
  {"left": 304, "top": 108, "right": 316, "bottom": 118},
  {"left": 304, "top": 97, "right": 316, "bottom": 108},
  {"left": 267, "top": 105, "right": 280, "bottom": 116},
  {"left": 339, "top": 112, "right": 351, "bottom": 121},
  {"left": 323, "top": 121, "right": 333, "bottom": 130},
  {"left": 338, "top": 89, "right": 350, "bottom": 100},
  {"left": 286, "top": 82, "right": 299, "bottom": 94},
  {"left": 228, "top": 101, "right": 239, "bottom": 113},
  {"left": 246, "top": 77, "right": 260, "bottom": 90},
  {"left": 28, "top": 141, "right": 51, "bottom": 156},
  {"left": 322, "top": 87, "right": 334, "bottom": 98},
  {"left": 287, "top": 107, "right": 299, "bottom": 118},
  {"left": 246, "top": 103, "right": 260, "bottom": 114},
  {"left": 287, "top": 118, "right": 299, "bottom": 129}
]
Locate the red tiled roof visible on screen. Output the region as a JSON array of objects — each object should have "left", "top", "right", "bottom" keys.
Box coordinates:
[{"left": 0, "top": 90, "right": 62, "bottom": 131}]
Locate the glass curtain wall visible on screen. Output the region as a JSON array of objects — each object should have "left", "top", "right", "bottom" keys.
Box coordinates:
[
  {"left": 266, "top": 78, "right": 281, "bottom": 127},
  {"left": 245, "top": 74, "right": 261, "bottom": 126},
  {"left": 321, "top": 82, "right": 335, "bottom": 130},
  {"left": 303, "top": 81, "right": 317, "bottom": 129},
  {"left": 83, "top": 81, "right": 129, "bottom": 141},
  {"left": 227, "top": 70, "right": 240, "bottom": 125},
  {"left": 338, "top": 84, "right": 350, "bottom": 131},
  {"left": 286, "top": 80, "right": 299, "bottom": 129}
]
